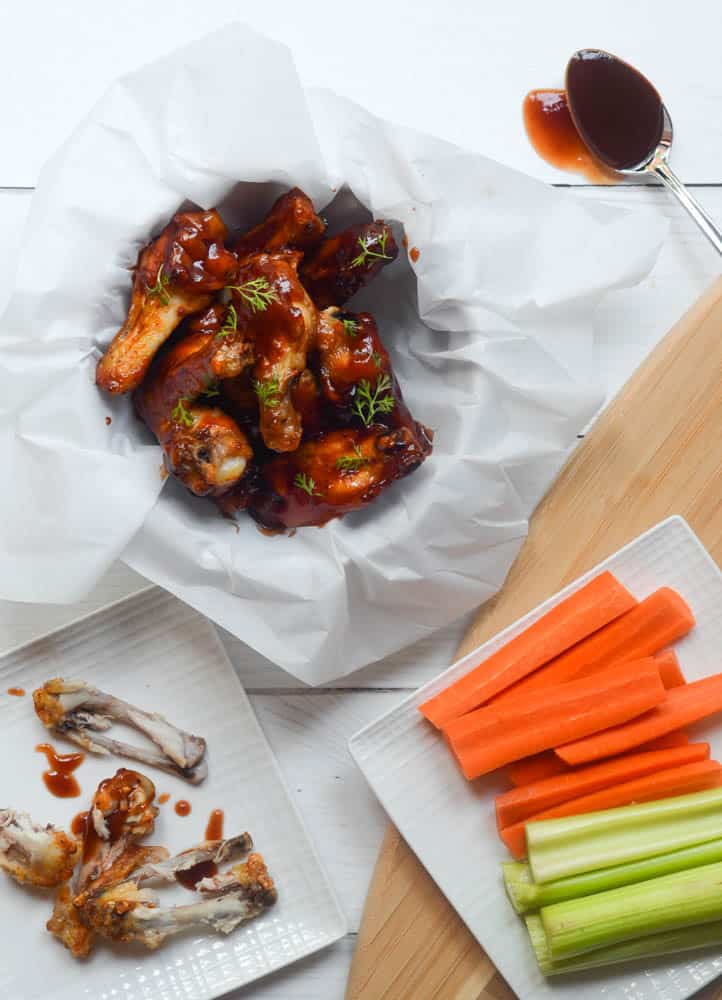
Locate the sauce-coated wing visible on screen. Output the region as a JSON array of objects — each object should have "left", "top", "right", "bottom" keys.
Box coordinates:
[
  {"left": 96, "top": 210, "right": 237, "bottom": 394},
  {"left": 231, "top": 252, "right": 318, "bottom": 452},
  {"left": 249, "top": 425, "right": 432, "bottom": 530},
  {"left": 230, "top": 187, "right": 326, "bottom": 259},
  {"left": 299, "top": 221, "right": 398, "bottom": 309},
  {"left": 134, "top": 305, "right": 254, "bottom": 496}
]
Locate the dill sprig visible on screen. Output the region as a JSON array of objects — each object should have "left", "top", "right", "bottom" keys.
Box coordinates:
[
  {"left": 226, "top": 276, "right": 279, "bottom": 313},
  {"left": 352, "top": 374, "right": 395, "bottom": 427},
  {"left": 351, "top": 230, "right": 392, "bottom": 269},
  {"left": 372, "top": 351, "right": 384, "bottom": 368},
  {"left": 335, "top": 443, "right": 369, "bottom": 473},
  {"left": 217, "top": 303, "right": 238, "bottom": 337},
  {"left": 294, "top": 472, "right": 321, "bottom": 497},
  {"left": 200, "top": 385, "right": 220, "bottom": 399},
  {"left": 146, "top": 264, "right": 171, "bottom": 306},
  {"left": 342, "top": 318, "right": 359, "bottom": 337},
  {"left": 253, "top": 377, "right": 281, "bottom": 408},
  {"left": 171, "top": 397, "right": 195, "bottom": 427}
]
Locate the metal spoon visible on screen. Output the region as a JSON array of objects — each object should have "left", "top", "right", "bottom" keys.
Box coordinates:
[{"left": 622, "top": 105, "right": 722, "bottom": 255}]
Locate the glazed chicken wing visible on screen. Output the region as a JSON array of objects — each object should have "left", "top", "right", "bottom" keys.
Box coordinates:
[
  {"left": 0, "top": 810, "right": 80, "bottom": 888},
  {"left": 96, "top": 210, "right": 238, "bottom": 394},
  {"left": 231, "top": 252, "right": 318, "bottom": 452},
  {"left": 47, "top": 885, "right": 95, "bottom": 959},
  {"left": 230, "top": 187, "right": 326, "bottom": 259},
  {"left": 134, "top": 305, "right": 254, "bottom": 496},
  {"left": 249, "top": 425, "right": 432, "bottom": 530},
  {"left": 300, "top": 221, "right": 398, "bottom": 309}
]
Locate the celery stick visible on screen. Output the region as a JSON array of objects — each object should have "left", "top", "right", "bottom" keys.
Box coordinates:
[
  {"left": 525, "top": 914, "right": 722, "bottom": 977},
  {"left": 541, "top": 859, "right": 722, "bottom": 960},
  {"left": 505, "top": 838, "right": 722, "bottom": 915},
  {"left": 527, "top": 787, "right": 722, "bottom": 883}
]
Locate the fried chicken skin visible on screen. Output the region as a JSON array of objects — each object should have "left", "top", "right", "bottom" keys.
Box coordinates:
[
  {"left": 0, "top": 810, "right": 80, "bottom": 888},
  {"left": 96, "top": 210, "right": 238, "bottom": 394},
  {"left": 249, "top": 425, "right": 432, "bottom": 530},
  {"left": 48, "top": 885, "right": 95, "bottom": 959},
  {"left": 231, "top": 251, "right": 318, "bottom": 452},
  {"left": 230, "top": 187, "right": 326, "bottom": 259},
  {"left": 134, "top": 305, "right": 254, "bottom": 496},
  {"left": 300, "top": 221, "right": 398, "bottom": 309},
  {"left": 314, "top": 308, "right": 392, "bottom": 406}
]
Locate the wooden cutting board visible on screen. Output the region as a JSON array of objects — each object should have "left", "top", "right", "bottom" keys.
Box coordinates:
[{"left": 346, "top": 276, "right": 722, "bottom": 1000}]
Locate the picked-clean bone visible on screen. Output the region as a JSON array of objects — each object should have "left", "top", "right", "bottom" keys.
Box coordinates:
[
  {"left": 0, "top": 810, "right": 80, "bottom": 888},
  {"left": 131, "top": 833, "right": 253, "bottom": 884},
  {"left": 81, "top": 852, "right": 277, "bottom": 949},
  {"left": 33, "top": 678, "right": 207, "bottom": 783}
]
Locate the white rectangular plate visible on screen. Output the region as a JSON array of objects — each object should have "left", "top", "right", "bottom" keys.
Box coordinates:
[
  {"left": 0, "top": 588, "right": 346, "bottom": 999},
  {"left": 349, "top": 516, "right": 722, "bottom": 999}
]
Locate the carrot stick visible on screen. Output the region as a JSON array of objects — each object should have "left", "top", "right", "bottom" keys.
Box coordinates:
[
  {"left": 557, "top": 673, "right": 722, "bottom": 766},
  {"left": 418, "top": 572, "right": 637, "bottom": 729},
  {"left": 493, "top": 589, "right": 694, "bottom": 705},
  {"left": 445, "top": 662, "right": 666, "bottom": 780},
  {"left": 637, "top": 731, "right": 689, "bottom": 751},
  {"left": 507, "top": 752, "right": 568, "bottom": 787},
  {"left": 500, "top": 760, "right": 722, "bottom": 859},
  {"left": 496, "top": 743, "right": 710, "bottom": 830},
  {"left": 655, "top": 650, "right": 686, "bottom": 688}
]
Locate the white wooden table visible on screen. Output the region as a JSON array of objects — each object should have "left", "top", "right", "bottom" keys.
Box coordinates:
[{"left": 2, "top": 5, "right": 721, "bottom": 997}]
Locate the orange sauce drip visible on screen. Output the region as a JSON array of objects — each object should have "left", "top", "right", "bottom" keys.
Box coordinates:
[
  {"left": 175, "top": 799, "right": 191, "bottom": 817},
  {"left": 158, "top": 793, "right": 170, "bottom": 805},
  {"left": 71, "top": 811, "right": 88, "bottom": 836},
  {"left": 7, "top": 687, "right": 25, "bottom": 696},
  {"left": 522, "top": 89, "right": 617, "bottom": 183},
  {"left": 205, "top": 809, "right": 224, "bottom": 841},
  {"left": 409, "top": 247, "right": 420, "bottom": 263},
  {"left": 36, "top": 743, "right": 84, "bottom": 798}
]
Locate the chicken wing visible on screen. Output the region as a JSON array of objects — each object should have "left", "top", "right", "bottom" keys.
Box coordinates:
[
  {"left": 80, "top": 852, "right": 276, "bottom": 950},
  {"left": 96, "top": 210, "right": 238, "bottom": 394},
  {"left": 249, "top": 424, "right": 432, "bottom": 530},
  {"left": 230, "top": 187, "right": 326, "bottom": 259},
  {"left": 0, "top": 809, "right": 80, "bottom": 888},
  {"left": 47, "top": 885, "right": 95, "bottom": 959},
  {"left": 75, "top": 769, "right": 158, "bottom": 902},
  {"left": 134, "top": 305, "right": 254, "bottom": 496},
  {"left": 314, "top": 308, "right": 392, "bottom": 406},
  {"left": 129, "top": 833, "right": 254, "bottom": 885},
  {"left": 230, "top": 251, "right": 318, "bottom": 452},
  {"left": 300, "top": 221, "right": 398, "bottom": 308},
  {"left": 33, "top": 678, "right": 208, "bottom": 784}
]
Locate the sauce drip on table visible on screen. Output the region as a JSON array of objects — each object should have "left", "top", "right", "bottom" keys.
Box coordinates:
[
  {"left": 522, "top": 89, "right": 615, "bottom": 182},
  {"left": 175, "top": 799, "right": 191, "bottom": 817},
  {"left": 205, "top": 808, "right": 224, "bottom": 841},
  {"left": 566, "top": 48, "right": 663, "bottom": 170},
  {"left": 7, "top": 687, "right": 25, "bottom": 697},
  {"left": 35, "top": 743, "right": 84, "bottom": 798},
  {"left": 158, "top": 793, "right": 170, "bottom": 805}
]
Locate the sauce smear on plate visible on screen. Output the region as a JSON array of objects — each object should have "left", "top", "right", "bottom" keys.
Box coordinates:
[
  {"left": 36, "top": 743, "right": 84, "bottom": 798},
  {"left": 205, "top": 808, "right": 224, "bottom": 841},
  {"left": 523, "top": 89, "right": 614, "bottom": 182}
]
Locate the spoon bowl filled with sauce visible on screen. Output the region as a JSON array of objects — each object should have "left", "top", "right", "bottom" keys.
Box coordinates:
[{"left": 524, "top": 48, "right": 722, "bottom": 254}]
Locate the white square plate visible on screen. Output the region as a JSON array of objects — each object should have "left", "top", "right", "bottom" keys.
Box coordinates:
[
  {"left": 0, "top": 588, "right": 346, "bottom": 999},
  {"left": 349, "top": 516, "right": 722, "bottom": 999}
]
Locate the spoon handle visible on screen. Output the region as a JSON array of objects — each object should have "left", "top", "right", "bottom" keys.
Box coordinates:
[{"left": 652, "top": 161, "right": 722, "bottom": 256}]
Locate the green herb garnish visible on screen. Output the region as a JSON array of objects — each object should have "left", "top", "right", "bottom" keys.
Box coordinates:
[
  {"left": 372, "top": 351, "right": 384, "bottom": 368},
  {"left": 294, "top": 472, "right": 321, "bottom": 497},
  {"left": 200, "top": 385, "right": 220, "bottom": 399},
  {"left": 217, "top": 303, "right": 238, "bottom": 337},
  {"left": 226, "top": 277, "right": 278, "bottom": 313},
  {"left": 351, "top": 230, "right": 392, "bottom": 269},
  {"left": 146, "top": 264, "right": 171, "bottom": 306},
  {"left": 335, "top": 443, "right": 369, "bottom": 473},
  {"left": 253, "top": 377, "right": 281, "bottom": 408},
  {"left": 171, "top": 397, "right": 195, "bottom": 427},
  {"left": 342, "top": 318, "right": 359, "bottom": 337},
  {"left": 352, "top": 374, "right": 395, "bottom": 427}
]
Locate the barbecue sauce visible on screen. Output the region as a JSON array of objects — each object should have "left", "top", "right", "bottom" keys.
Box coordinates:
[
  {"left": 205, "top": 809, "right": 224, "bottom": 841},
  {"left": 7, "top": 687, "right": 25, "bottom": 697},
  {"left": 176, "top": 859, "right": 217, "bottom": 890},
  {"left": 523, "top": 89, "right": 614, "bottom": 182},
  {"left": 566, "top": 49, "right": 664, "bottom": 170},
  {"left": 36, "top": 743, "right": 84, "bottom": 798},
  {"left": 175, "top": 799, "right": 191, "bottom": 817},
  {"left": 71, "top": 811, "right": 88, "bottom": 837}
]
